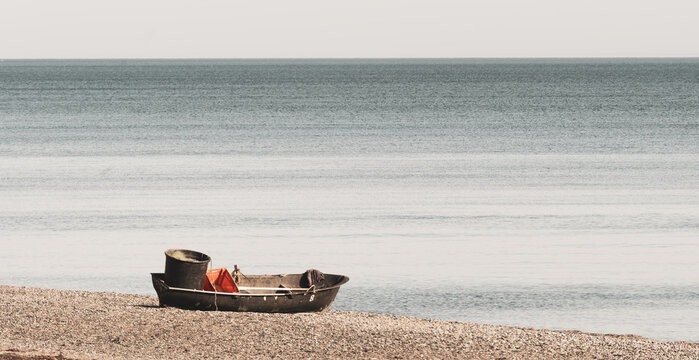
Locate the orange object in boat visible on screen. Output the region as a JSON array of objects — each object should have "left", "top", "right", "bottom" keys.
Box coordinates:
[{"left": 203, "top": 268, "right": 239, "bottom": 293}]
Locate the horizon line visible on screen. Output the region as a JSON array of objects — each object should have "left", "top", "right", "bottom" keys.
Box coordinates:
[{"left": 2, "top": 56, "right": 699, "bottom": 61}]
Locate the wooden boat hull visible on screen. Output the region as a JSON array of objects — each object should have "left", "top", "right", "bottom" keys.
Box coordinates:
[{"left": 151, "top": 272, "right": 348, "bottom": 313}]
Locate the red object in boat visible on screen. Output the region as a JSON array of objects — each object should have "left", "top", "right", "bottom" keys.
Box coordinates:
[{"left": 203, "top": 268, "right": 239, "bottom": 293}]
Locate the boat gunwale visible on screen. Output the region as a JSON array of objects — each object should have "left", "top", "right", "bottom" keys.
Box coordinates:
[{"left": 151, "top": 272, "right": 349, "bottom": 297}]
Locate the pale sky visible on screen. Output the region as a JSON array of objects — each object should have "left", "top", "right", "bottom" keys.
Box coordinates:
[{"left": 1, "top": 0, "right": 698, "bottom": 59}]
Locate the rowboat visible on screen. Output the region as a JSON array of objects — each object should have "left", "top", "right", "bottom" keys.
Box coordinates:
[{"left": 151, "top": 272, "right": 349, "bottom": 313}]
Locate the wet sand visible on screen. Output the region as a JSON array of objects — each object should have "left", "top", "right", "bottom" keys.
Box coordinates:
[{"left": 1, "top": 285, "right": 697, "bottom": 360}]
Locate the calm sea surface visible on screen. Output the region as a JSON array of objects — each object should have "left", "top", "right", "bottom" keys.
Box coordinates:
[{"left": 1, "top": 59, "right": 697, "bottom": 341}]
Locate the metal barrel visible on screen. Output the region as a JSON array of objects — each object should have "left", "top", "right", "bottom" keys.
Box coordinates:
[{"left": 163, "top": 249, "right": 211, "bottom": 289}]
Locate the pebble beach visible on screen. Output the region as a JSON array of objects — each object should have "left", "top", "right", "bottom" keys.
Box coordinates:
[{"left": 1, "top": 285, "right": 698, "bottom": 360}]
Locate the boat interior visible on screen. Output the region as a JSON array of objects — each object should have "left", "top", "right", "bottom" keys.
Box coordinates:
[
  {"left": 153, "top": 272, "right": 348, "bottom": 295},
  {"left": 235, "top": 273, "right": 348, "bottom": 294}
]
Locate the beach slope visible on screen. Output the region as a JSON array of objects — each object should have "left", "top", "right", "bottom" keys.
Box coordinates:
[{"left": 1, "top": 285, "right": 697, "bottom": 359}]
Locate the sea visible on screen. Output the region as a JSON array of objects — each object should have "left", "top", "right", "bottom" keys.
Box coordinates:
[{"left": 0, "top": 59, "right": 697, "bottom": 342}]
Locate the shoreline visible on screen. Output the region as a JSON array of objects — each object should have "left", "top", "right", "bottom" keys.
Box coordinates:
[{"left": 1, "top": 285, "right": 697, "bottom": 360}]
